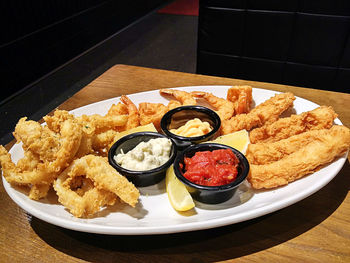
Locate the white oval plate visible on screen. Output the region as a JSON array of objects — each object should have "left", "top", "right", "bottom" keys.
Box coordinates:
[{"left": 2, "top": 86, "right": 347, "bottom": 235}]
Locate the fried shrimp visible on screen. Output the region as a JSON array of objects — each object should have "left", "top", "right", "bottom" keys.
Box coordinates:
[
  {"left": 248, "top": 125, "right": 350, "bottom": 189},
  {"left": 107, "top": 95, "right": 140, "bottom": 131},
  {"left": 54, "top": 155, "right": 140, "bottom": 217},
  {"left": 191, "top": 91, "right": 234, "bottom": 120},
  {"left": 167, "top": 100, "right": 182, "bottom": 110},
  {"left": 89, "top": 95, "right": 140, "bottom": 153},
  {"left": 139, "top": 102, "right": 168, "bottom": 130},
  {"left": 107, "top": 102, "right": 128, "bottom": 116},
  {"left": 221, "top": 92, "right": 295, "bottom": 134},
  {"left": 226, "top": 86, "right": 253, "bottom": 114},
  {"left": 119, "top": 95, "right": 140, "bottom": 130},
  {"left": 249, "top": 106, "right": 337, "bottom": 144},
  {"left": 159, "top": 89, "right": 197, "bottom": 106}
]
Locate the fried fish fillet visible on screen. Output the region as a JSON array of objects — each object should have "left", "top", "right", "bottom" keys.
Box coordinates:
[
  {"left": 221, "top": 92, "right": 295, "bottom": 134},
  {"left": 248, "top": 125, "right": 350, "bottom": 189},
  {"left": 246, "top": 126, "right": 343, "bottom": 165},
  {"left": 249, "top": 106, "right": 337, "bottom": 144}
]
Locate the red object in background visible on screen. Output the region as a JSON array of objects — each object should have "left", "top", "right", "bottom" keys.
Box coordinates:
[{"left": 157, "top": 0, "right": 199, "bottom": 16}]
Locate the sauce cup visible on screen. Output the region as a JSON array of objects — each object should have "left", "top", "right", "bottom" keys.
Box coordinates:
[
  {"left": 160, "top": 105, "right": 221, "bottom": 150},
  {"left": 173, "top": 143, "right": 250, "bottom": 204},
  {"left": 108, "top": 132, "right": 177, "bottom": 187}
]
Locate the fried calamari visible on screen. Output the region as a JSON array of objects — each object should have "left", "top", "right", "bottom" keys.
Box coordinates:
[
  {"left": 54, "top": 155, "right": 139, "bottom": 218},
  {"left": 0, "top": 97, "right": 140, "bottom": 217}
]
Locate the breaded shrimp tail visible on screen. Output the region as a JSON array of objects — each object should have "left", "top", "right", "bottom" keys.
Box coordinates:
[
  {"left": 248, "top": 125, "right": 350, "bottom": 189},
  {"left": 226, "top": 85, "right": 253, "bottom": 114},
  {"left": 221, "top": 92, "right": 295, "bottom": 134},
  {"left": 249, "top": 106, "right": 337, "bottom": 144}
]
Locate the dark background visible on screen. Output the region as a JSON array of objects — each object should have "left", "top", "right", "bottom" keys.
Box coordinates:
[{"left": 0, "top": 0, "right": 166, "bottom": 103}]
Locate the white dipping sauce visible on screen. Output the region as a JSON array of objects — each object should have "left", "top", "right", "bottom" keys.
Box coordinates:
[{"left": 114, "top": 138, "right": 172, "bottom": 171}]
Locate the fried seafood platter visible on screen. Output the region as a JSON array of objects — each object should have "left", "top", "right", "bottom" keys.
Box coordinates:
[{"left": 1, "top": 86, "right": 349, "bottom": 235}]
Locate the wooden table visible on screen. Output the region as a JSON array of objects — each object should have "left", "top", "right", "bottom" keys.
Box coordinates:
[{"left": 1, "top": 65, "right": 349, "bottom": 262}]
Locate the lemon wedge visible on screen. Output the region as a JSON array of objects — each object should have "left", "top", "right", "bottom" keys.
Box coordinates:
[
  {"left": 166, "top": 165, "right": 195, "bottom": 212},
  {"left": 206, "top": 129, "right": 250, "bottom": 153}
]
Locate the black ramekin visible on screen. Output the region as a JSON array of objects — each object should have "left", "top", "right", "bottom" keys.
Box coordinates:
[
  {"left": 160, "top": 105, "right": 221, "bottom": 150},
  {"left": 173, "top": 143, "right": 250, "bottom": 204},
  {"left": 108, "top": 132, "right": 177, "bottom": 187}
]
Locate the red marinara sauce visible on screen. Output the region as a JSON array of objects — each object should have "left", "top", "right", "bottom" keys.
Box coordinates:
[{"left": 181, "top": 149, "right": 239, "bottom": 186}]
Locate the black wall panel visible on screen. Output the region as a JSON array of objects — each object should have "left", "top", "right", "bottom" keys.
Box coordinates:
[{"left": 197, "top": 0, "right": 350, "bottom": 93}]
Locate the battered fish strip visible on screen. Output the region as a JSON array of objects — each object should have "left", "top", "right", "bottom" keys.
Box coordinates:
[
  {"left": 248, "top": 125, "right": 350, "bottom": 189},
  {"left": 249, "top": 106, "right": 337, "bottom": 144},
  {"left": 246, "top": 126, "right": 344, "bottom": 165},
  {"left": 221, "top": 92, "right": 295, "bottom": 134}
]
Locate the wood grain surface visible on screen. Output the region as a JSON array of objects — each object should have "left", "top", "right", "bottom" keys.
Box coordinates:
[{"left": 1, "top": 65, "right": 349, "bottom": 263}]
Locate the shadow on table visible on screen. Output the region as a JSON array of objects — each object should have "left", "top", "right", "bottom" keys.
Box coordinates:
[{"left": 31, "top": 161, "right": 350, "bottom": 263}]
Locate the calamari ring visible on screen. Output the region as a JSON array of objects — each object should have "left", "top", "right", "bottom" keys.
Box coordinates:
[
  {"left": 1, "top": 113, "right": 82, "bottom": 200},
  {"left": 46, "top": 118, "right": 82, "bottom": 172},
  {"left": 54, "top": 172, "right": 117, "bottom": 218},
  {"left": 53, "top": 155, "right": 139, "bottom": 217},
  {"left": 0, "top": 145, "right": 55, "bottom": 185},
  {"left": 45, "top": 110, "right": 95, "bottom": 158},
  {"left": 77, "top": 114, "right": 128, "bottom": 134},
  {"left": 13, "top": 114, "right": 83, "bottom": 173},
  {"left": 29, "top": 183, "right": 51, "bottom": 200}
]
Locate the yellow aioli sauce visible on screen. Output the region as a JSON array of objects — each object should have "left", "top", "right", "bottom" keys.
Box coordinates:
[{"left": 170, "top": 118, "right": 212, "bottom": 137}]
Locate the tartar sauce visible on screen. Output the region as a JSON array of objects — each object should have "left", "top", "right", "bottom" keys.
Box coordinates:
[
  {"left": 170, "top": 118, "right": 212, "bottom": 137},
  {"left": 115, "top": 138, "right": 172, "bottom": 171}
]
